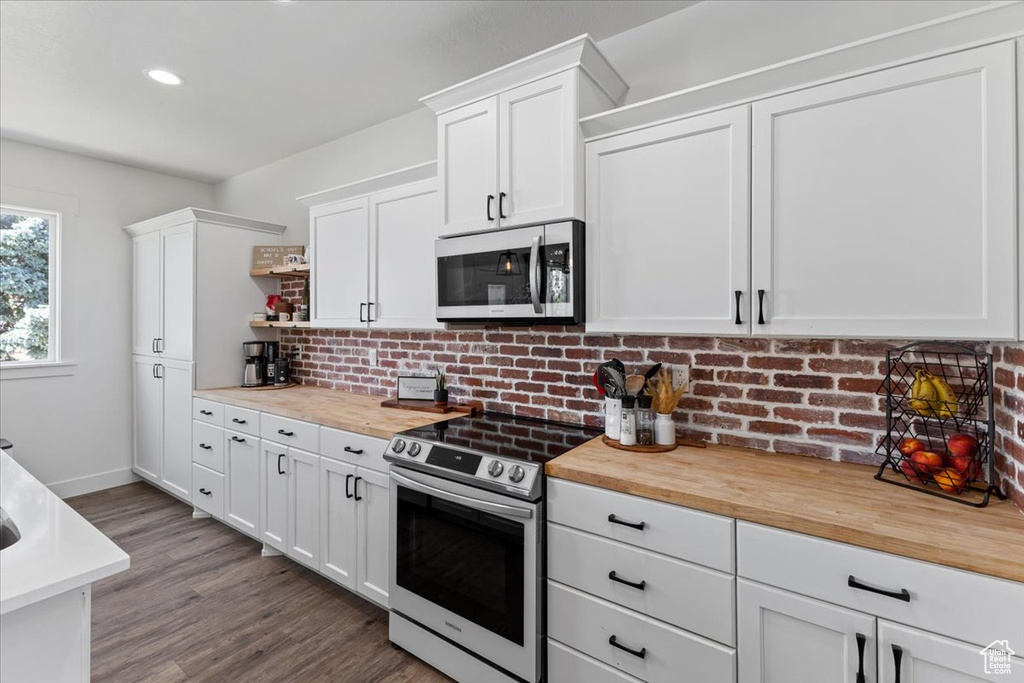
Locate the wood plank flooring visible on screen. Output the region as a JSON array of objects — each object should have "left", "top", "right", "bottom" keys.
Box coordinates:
[{"left": 67, "top": 482, "right": 451, "bottom": 683}]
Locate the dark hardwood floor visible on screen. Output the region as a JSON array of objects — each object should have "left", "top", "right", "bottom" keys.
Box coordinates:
[{"left": 67, "top": 482, "right": 450, "bottom": 683}]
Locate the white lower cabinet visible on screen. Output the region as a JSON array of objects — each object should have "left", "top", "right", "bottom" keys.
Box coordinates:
[
  {"left": 320, "top": 457, "right": 358, "bottom": 589},
  {"left": 224, "top": 430, "right": 259, "bottom": 538},
  {"left": 261, "top": 440, "right": 289, "bottom": 552},
  {"left": 878, "top": 621, "right": 1024, "bottom": 683},
  {"left": 287, "top": 447, "right": 320, "bottom": 569},
  {"left": 133, "top": 355, "right": 193, "bottom": 500},
  {"left": 355, "top": 467, "right": 390, "bottom": 607},
  {"left": 192, "top": 463, "right": 224, "bottom": 520}
]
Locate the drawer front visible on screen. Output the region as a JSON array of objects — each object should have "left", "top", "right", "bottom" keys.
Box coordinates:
[
  {"left": 549, "top": 582, "right": 736, "bottom": 683},
  {"left": 224, "top": 405, "right": 259, "bottom": 436},
  {"left": 260, "top": 413, "right": 319, "bottom": 453},
  {"left": 548, "top": 640, "right": 644, "bottom": 683},
  {"left": 193, "top": 398, "right": 223, "bottom": 426},
  {"left": 320, "top": 427, "right": 388, "bottom": 472},
  {"left": 192, "top": 463, "right": 224, "bottom": 519},
  {"left": 192, "top": 421, "right": 224, "bottom": 473},
  {"left": 737, "top": 522, "right": 1024, "bottom": 647},
  {"left": 549, "top": 523, "right": 735, "bottom": 646},
  {"left": 547, "top": 479, "right": 734, "bottom": 572}
]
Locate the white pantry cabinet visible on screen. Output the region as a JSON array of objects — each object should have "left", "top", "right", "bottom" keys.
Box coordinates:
[
  {"left": 422, "top": 35, "right": 628, "bottom": 237},
  {"left": 132, "top": 355, "right": 193, "bottom": 500},
  {"left": 131, "top": 224, "right": 193, "bottom": 360},
  {"left": 585, "top": 105, "right": 750, "bottom": 334}
]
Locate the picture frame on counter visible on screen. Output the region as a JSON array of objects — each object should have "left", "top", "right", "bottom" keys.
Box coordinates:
[{"left": 396, "top": 375, "right": 437, "bottom": 401}]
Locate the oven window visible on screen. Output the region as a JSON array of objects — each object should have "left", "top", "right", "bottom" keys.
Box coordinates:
[{"left": 396, "top": 486, "right": 525, "bottom": 645}]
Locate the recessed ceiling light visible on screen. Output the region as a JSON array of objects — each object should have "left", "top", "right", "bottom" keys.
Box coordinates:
[{"left": 145, "top": 69, "right": 183, "bottom": 86}]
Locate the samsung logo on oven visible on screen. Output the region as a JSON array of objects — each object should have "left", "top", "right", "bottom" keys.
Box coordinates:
[{"left": 445, "top": 621, "right": 463, "bottom": 633}]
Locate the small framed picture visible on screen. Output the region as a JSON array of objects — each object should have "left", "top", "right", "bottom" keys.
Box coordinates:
[{"left": 397, "top": 375, "right": 436, "bottom": 401}]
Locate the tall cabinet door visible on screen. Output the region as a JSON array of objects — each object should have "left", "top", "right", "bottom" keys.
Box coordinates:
[
  {"left": 261, "top": 441, "right": 288, "bottom": 552},
  {"left": 586, "top": 105, "right": 751, "bottom": 334},
  {"left": 437, "top": 97, "right": 498, "bottom": 236},
  {"left": 132, "top": 355, "right": 162, "bottom": 483},
  {"left": 319, "top": 457, "right": 358, "bottom": 589},
  {"left": 225, "top": 430, "right": 260, "bottom": 538},
  {"left": 355, "top": 467, "right": 390, "bottom": 608},
  {"left": 738, "top": 579, "right": 876, "bottom": 683},
  {"left": 160, "top": 359, "right": 194, "bottom": 499},
  {"left": 159, "top": 224, "right": 195, "bottom": 360},
  {"left": 132, "top": 233, "right": 162, "bottom": 357},
  {"left": 287, "top": 447, "right": 320, "bottom": 570},
  {"left": 751, "top": 43, "right": 1016, "bottom": 339},
  {"left": 498, "top": 70, "right": 578, "bottom": 228},
  {"left": 878, "top": 621, "right": 1023, "bottom": 683},
  {"left": 310, "top": 197, "right": 369, "bottom": 328},
  {"left": 369, "top": 179, "right": 443, "bottom": 330}
]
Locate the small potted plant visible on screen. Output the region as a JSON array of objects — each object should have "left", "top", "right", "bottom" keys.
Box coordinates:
[{"left": 433, "top": 368, "right": 449, "bottom": 405}]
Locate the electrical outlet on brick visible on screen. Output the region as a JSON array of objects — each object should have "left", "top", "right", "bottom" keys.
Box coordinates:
[{"left": 672, "top": 365, "right": 690, "bottom": 393}]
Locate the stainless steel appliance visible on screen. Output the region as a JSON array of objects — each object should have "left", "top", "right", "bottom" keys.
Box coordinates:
[
  {"left": 242, "top": 341, "right": 265, "bottom": 387},
  {"left": 435, "top": 221, "right": 584, "bottom": 324},
  {"left": 385, "top": 413, "right": 600, "bottom": 683}
]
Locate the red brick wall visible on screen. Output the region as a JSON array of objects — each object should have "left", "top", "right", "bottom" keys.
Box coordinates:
[{"left": 992, "top": 343, "right": 1024, "bottom": 510}]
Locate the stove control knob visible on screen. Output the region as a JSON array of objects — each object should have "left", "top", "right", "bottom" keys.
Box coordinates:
[
  {"left": 508, "top": 464, "right": 526, "bottom": 484},
  {"left": 408, "top": 442, "right": 421, "bottom": 457},
  {"left": 487, "top": 460, "right": 504, "bottom": 478},
  {"left": 392, "top": 439, "right": 406, "bottom": 454}
]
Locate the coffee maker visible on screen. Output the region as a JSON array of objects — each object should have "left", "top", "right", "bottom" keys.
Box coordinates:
[
  {"left": 242, "top": 341, "right": 266, "bottom": 387},
  {"left": 263, "top": 341, "right": 280, "bottom": 385}
]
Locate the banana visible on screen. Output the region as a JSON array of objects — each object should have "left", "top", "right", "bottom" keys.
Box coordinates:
[
  {"left": 909, "top": 369, "right": 937, "bottom": 417},
  {"left": 928, "top": 373, "right": 959, "bottom": 418}
]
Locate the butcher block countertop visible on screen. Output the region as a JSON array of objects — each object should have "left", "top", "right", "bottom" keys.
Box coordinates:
[
  {"left": 194, "top": 385, "right": 454, "bottom": 440},
  {"left": 547, "top": 438, "right": 1024, "bottom": 583}
]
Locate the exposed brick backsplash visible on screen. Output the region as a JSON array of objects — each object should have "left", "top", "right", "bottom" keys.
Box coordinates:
[{"left": 281, "top": 282, "right": 1024, "bottom": 511}]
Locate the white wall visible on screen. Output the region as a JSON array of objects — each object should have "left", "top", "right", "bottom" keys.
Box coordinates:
[{"left": 0, "top": 138, "right": 213, "bottom": 497}]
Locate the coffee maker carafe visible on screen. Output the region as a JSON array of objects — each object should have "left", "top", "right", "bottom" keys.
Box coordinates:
[{"left": 242, "top": 341, "right": 266, "bottom": 387}]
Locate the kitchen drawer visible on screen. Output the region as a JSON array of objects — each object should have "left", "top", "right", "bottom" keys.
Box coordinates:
[
  {"left": 549, "top": 523, "right": 735, "bottom": 646},
  {"left": 224, "top": 405, "right": 259, "bottom": 436},
  {"left": 547, "top": 479, "right": 734, "bottom": 572},
  {"left": 548, "top": 582, "right": 735, "bottom": 683},
  {"left": 548, "top": 640, "right": 643, "bottom": 683},
  {"left": 320, "top": 427, "right": 388, "bottom": 473},
  {"left": 192, "top": 421, "right": 224, "bottom": 473},
  {"left": 193, "top": 398, "right": 223, "bottom": 426},
  {"left": 192, "top": 463, "right": 224, "bottom": 519},
  {"left": 737, "top": 522, "right": 1024, "bottom": 648},
  {"left": 260, "top": 413, "right": 319, "bottom": 453}
]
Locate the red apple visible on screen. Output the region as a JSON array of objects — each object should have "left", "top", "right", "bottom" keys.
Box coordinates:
[
  {"left": 934, "top": 467, "right": 967, "bottom": 494},
  {"left": 910, "top": 451, "right": 945, "bottom": 477},
  {"left": 898, "top": 438, "right": 927, "bottom": 456},
  {"left": 949, "top": 453, "right": 981, "bottom": 481},
  {"left": 899, "top": 459, "right": 924, "bottom": 483},
  {"left": 947, "top": 433, "right": 979, "bottom": 460}
]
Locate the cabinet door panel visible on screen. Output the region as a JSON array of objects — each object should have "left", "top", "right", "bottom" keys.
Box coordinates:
[
  {"left": 160, "top": 359, "right": 194, "bottom": 499},
  {"left": 225, "top": 429, "right": 260, "bottom": 538},
  {"left": 132, "top": 233, "right": 162, "bottom": 356},
  {"left": 499, "top": 70, "right": 578, "bottom": 227},
  {"left": 288, "top": 447, "right": 320, "bottom": 570},
  {"left": 751, "top": 43, "right": 1016, "bottom": 339},
  {"left": 133, "top": 356, "right": 162, "bottom": 482},
  {"left": 160, "top": 224, "right": 194, "bottom": 360},
  {"left": 356, "top": 467, "right": 390, "bottom": 607},
  {"left": 586, "top": 105, "right": 750, "bottom": 334},
  {"left": 878, "top": 621, "right": 1023, "bottom": 683},
  {"left": 261, "top": 441, "right": 288, "bottom": 552},
  {"left": 438, "top": 97, "right": 498, "bottom": 236},
  {"left": 369, "top": 180, "right": 443, "bottom": 330},
  {"left": 738, "top": 579, "right": 875, "bottom": 683},
  {"left": 310, "top": 198, "right": 369, "bottom": 328},
  {"left": 319, "top": 457, "right": 357, "bottom": 589}
]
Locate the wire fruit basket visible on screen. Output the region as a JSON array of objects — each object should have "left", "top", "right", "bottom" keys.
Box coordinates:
[{"left": 874, "top": 341, "right": 1005, "bottom": 507}]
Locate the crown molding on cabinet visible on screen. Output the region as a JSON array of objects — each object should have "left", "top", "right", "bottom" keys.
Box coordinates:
[
  {"left": 580, "top": 1, "right": 1024, "bottom": 141},
  {"left": 122, "top": 207, "right": 286, "bottom": 236},
  {"left": 419, "top": 34, "right": 628, "bottom": 115},
  {"left": 295, "top": 160, "right": 438, "bottom": 208}
]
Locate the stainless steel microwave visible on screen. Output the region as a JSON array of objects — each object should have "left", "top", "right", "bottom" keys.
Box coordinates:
[{"left": 435, "top": 221, "right": 584, "bottom": 324}]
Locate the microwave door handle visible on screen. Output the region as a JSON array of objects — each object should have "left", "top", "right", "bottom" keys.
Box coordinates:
[
  {"left": 530, "top": 234, "right": 542, "bottom": 314},
  {"left": 390, "top": 470, "right": 533, "bottom": 519}
]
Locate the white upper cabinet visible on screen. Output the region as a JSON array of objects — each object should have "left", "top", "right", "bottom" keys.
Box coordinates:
[
  {"left": 422, "top": 35, "right": 628, "bottom": 237},
  {"left": 310, "top": 197, "right": 369, "bottom": 328},
  {"left": 586, "top": 105, "right": 751, "bottom": 334},
  {"left": 751, "top": 42, "right": 1016, "bottom": 340},
  {"left": 158, "top": 224, "right": 195, "bottom": 362},
  {"left": 132, "top": 232, "right": 162, "bottom": 357}
]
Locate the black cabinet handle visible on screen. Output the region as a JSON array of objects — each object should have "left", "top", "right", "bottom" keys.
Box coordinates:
[
  {"left": 609, "top": 635, "right": 646, "bottom": 659},
  {"left": 345, "top": 473, "right": 353, "bottom": 499},
  {"left": 734, "top": 290, "right": 743, "bottom": 325},
  {"left": 354, "top": 476, "right": 363, "bottom": 501},
  {"left": 155, "top": 364, "right": 163, "bottom": 379},
  {"left": 608, "top": 514, "right": 645, "bottom": 530},
  {"left": 153, "top": 364, "right": 158, "bottom": 378},
  {"left": 152, "top": 338, "right": 158, "bottom": 354},
  {"left": 848, "top": 575, "right": 910, "bottom": 602},
  {"left": 757, "top": 289, "right": 766, "bottom": 324},
  {"left": 199, "top": 443, "right": 212, "bottom": 450},
  {"left": 359, "top": 303, "right": 366, "bottom": 322},
  {"left": 855, "top": 633, "right": 866, "bottom": 683},
  {"left": 608, "top": 571, "right": 646, "bottom": 591},
  {"left": 231, "top": 436, "right": 246, "bottom": 443},
  {"left": 498, "top": 192, "right": 507, "bottom": 219},
  {"left": 199, "top": 410, "right": 213, "bottom": 416},
  {"left": 892, "top": 644, "right": 903, "bottom": 683},
  {"left": 277, "top": 453, "right": 286, "bottom": 475},
  {"left": 486, "top": 194, "right": 495, "bottom": 221},
  {"left": 232, "top": 418, "right": 247, "bottom": 425},
  {"left": 157, "top": 338, "right": 164, "bottom": 353},
  {"left": 367, "top": 302, "right": 375, "bottom": 322},
  {"left": 277, "top": 429, "right": 294, "bottom": 437},
  {"left": 344, "top": 446, "right": 364, "bottom": 455},
  {"left": 199, "top": 488, "right": 211, "bottom": 496}
]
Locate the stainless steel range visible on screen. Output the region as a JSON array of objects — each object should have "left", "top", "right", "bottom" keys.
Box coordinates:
[{"left": 385, "top": 412, "right": 600, "bottom": 683}]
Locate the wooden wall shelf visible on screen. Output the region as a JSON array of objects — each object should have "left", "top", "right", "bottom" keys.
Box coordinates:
[
  {"left": 250, "top": 321, "right": 311, "bottom": 329},
  {"left": 250, "top": 264, "right": 310, "bottom": 278}
]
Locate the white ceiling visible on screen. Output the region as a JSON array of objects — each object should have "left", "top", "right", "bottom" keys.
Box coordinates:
[{"left": 0, "top": 0, "right": 695, "bottom": 183}]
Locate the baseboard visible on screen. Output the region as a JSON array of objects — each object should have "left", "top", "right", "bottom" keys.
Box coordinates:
[{"left": 48, "top": 467, "right": 140, "bottom": 499}]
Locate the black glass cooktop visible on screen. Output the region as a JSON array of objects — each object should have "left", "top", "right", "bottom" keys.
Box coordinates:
[{"left": 397, "top": 412, "right": 602, "bottom": 465}]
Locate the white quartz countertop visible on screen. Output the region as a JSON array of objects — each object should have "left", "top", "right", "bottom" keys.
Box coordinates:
[{"left": 0, "top": 451, "right": 130, "bottom": 614}]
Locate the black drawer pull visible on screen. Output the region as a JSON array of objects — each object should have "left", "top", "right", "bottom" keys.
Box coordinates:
[
  {"left": 608, "top": 514, "right": 645, "bottom": 531},
  {"left": 892, "top": 644, "right": 903, "bottom": 683},
  {"left": 231, "top": 436, "right": 246, "bottom": 443},
  {"left": 232, "top": 418, "right": 247, "bottom": 424},
  {"left": 199, "top": 488, "right": 212, "bottom": 496},
  {"left": 856, "top": 633, "right": 866, "bottom": 683},
  {"left": 354, "top": 476, "right": 363, "bottom": 501},
  {"left": 344, "top": 446, "right": 364, "bottom": 455},
  {"left": 848, "top": 575, "right": 910, "bottom": 602},
  {"left": 199, "top": 410, "right": 213, "bottom": 416},
  {"left": 199, "top": 443, "right": 212, "bottom": 450},
  {"left": 609, "top": 635, "right": 646, "bottom": 659},
  {"left": 609, "top": 571, "right": 646, "bottom": 591},
  {"left": 345, "top": 474, "right": 354, "bottom": 499},
  {"left": 277, "top": 429, "right": 295, "bottom": 437},
  {"left": 277, "top": 453, "right": 286, "bottom": 475}
]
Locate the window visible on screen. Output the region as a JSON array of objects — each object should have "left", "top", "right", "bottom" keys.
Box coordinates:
[{"left": 0, "top": 205, "right": 59, "bottom": 364}]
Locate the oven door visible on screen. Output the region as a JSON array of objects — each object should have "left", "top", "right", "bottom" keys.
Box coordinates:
[{"left": 389, "top": 466, "right": 541, "bottom": 683}]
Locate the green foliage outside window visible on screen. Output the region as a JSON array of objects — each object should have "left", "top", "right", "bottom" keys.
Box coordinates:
[{"left": 0, "top": 210, "right": 51, "bottom": 362}]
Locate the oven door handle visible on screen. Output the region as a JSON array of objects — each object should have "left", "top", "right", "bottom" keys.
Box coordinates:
[
  {"left": 529, "top": 234, "right": 542, "bottom": 315},
  {"left": 391, "top": 470, "right": 534, "bottom": 520}
]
